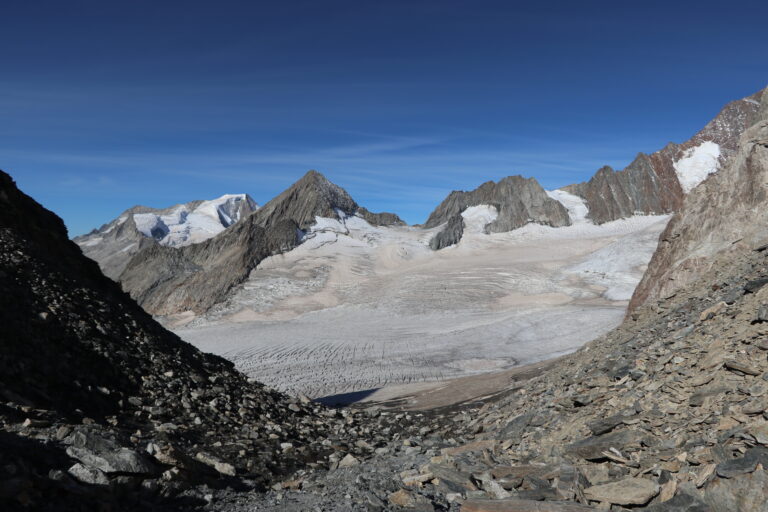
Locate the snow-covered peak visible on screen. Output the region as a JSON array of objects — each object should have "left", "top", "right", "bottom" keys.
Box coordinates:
[
  {"left": 673, "top": 141, "right": 721, "bottom": 193},
  {"left": 194, "top": 194, "right": 257, "bottom": 227},
  {"left": 133, "top": 194, "right": 259, "bottom": 247},
  {"left": 546, "top": 189, "right": 590, "bottom": 224}
]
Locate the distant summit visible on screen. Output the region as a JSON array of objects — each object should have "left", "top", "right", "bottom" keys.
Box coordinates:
[
  {"left": 115, "top": 170, "right": 403, "bottom": 316},
  {"left": 424, "top": 175, "right": 571, "bottom": 248},
  {"left": 253, "top": 169, "right": 403, "bottom": 230},
  {"left": 74, "top": 193, "right": 259, "bottom": 279}
]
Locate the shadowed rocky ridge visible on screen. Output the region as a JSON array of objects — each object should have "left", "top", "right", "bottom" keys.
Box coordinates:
[
  {"left": 424, "top": 175, "right": 571, "bottom": 248},
  {"left": 564, "top": 90, "right": 763, "bottom": 224},
  {"left": 74, "top": 195, "right": 259, "bottom": 279},
  {"left": 117, "top": 170, "right": 403, "bottom": 316},
  {"left": 0, "top": 170, "right": 424, "bottom": 510},
  {"left": 429, "top": 213, "right": 465, "bottom": 250},
  {"left": 629, "top": 86, "right": 768, "bottom": 312}
]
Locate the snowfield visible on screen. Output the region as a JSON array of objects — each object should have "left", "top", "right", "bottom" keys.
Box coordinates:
[
  {"left": 174, "top": 195, "right": 669, "bottom": 399},
  {"left": 134, "top": 194, "right": 258, "bottom": 246},
  {"left": 673, "top": 141, "right": 721, "bottom": 193}
]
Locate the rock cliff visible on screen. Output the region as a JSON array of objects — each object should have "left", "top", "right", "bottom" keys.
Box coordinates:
[
  {"left": 565, "top": 90, "right": 763, "bottom": 224},
  {"left": 424, "top": 175, "right": 571, "bottom": 248},
  {"left": 629, "top": 86, "right": 768, "bottom": 311}
]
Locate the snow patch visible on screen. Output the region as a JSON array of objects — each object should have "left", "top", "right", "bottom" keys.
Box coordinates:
[
  {"left": 461, "top": 205, "right": 498, "bottom": 233},
  {"left": 673, "top": 141, "right": 721, "bottom": 193},
  {"left": 546, "top": 190, "right": 590, "bottom": 224}
]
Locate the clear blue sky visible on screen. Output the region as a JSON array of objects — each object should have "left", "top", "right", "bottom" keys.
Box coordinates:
[{"left": 2, "top": 0, "right": 766, "bottom": 235}]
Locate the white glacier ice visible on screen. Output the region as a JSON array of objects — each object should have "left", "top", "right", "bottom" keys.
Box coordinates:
[{"left": 546, "top": 189, "right": 590, "bottom": 224}]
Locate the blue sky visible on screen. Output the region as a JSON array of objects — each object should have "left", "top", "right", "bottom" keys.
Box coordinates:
[{"left": 2, "top": 1, "right": 766, "bottom": 235}]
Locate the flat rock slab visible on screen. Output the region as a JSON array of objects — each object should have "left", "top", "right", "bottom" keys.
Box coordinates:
[
  {"left": 565, "top": 429, "right": 642, "bottom": 461},
  {"left": 587, "top": 414, "right": 627, "bottom": 435},
  {"left": 442, "top": 440, "right": 497, "bottom": 456},
  {"left": 583, "top": 477, "right": 659, "bottom": 506},
  {"left": 715, "top": 447, "right": 768, "bottom": 478},
  {"left": 461, "top": 499, "right": 595, "bottom": 511},
  {"left": 724, "top": 360, "right": 761, "bottom": 376},
  {"left": 491, "top": 465, "right": 554, "bottom": 480},
  {"left": 642, "top": 492, "right": 711, "bottom": 512},
  {"left": 388, "top": 489, "right": 434, "bottom": 511}
]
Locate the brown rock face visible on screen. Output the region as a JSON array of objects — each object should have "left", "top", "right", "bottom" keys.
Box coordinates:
[
  {"left": 629, "top": 87, "right": 768, "bottom": 312},
  {"left": 564, "top": 90, "right": 763, "bottom": 224}
]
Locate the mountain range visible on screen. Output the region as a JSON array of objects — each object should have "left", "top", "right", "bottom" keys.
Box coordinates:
[
  {"left": 3, "top": 85, "right": 768, "bottom": 510},
  {"left": 74, "top": 89, "right": 764, "bottom": 319}
]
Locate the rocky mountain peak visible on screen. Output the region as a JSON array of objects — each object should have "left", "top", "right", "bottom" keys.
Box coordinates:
[
  {"left": 424, "top": 174, "right": 571, "bottom": 248},
  {"left": 564, "top": 89, "right": 764, "bottom": 225},
  {"left": 114, "top": 170, "right": 403, "bottom": 316},
  {"left": 254, "top": 169, "right": 359, "bottom": 231},
  {"left": 629, "top": 86, "right": 768, "bottom": 311},
  {"left": 691, "top": 88, "right": 765, "bottom": 151}
]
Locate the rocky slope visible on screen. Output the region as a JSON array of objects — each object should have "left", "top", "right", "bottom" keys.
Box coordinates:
[
  {"left": 117, "top": 170, "right": 404, "bottom": 316},
  {"left": 424, "top": 175, "right": 571, "bottom": 248},
  {"left": 564, "top": 90, "right": 763, "bottom": 224},
  {"left": 74, "top": 194, "right": 259, "bottom": 279},
  {"left": 629, "top": 86, "right": 768, "bottom": 312},
  {"left": 0, "top": 169, "right": 434, "bottom": 511}
]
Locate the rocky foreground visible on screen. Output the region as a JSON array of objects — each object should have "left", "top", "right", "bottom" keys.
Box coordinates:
[{"left": 0, "top": 170, "right": 449, "bottom": 511}]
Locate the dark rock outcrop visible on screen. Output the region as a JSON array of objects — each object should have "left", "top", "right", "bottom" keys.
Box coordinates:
[
  {"left": 429, "top": 213, "right": 464, "bottom": 250},
  {"left": 565, "top": 90, "right": 763, "bottom": 224},
  {"left": 424, "top": 175, "right": 570, "bottom": 248},
  {"left": 356, "top": 206, "right": 405, "bottom": 227},
  {"left": 564, "top": 154, "right": 683, "bottom": 224}
]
